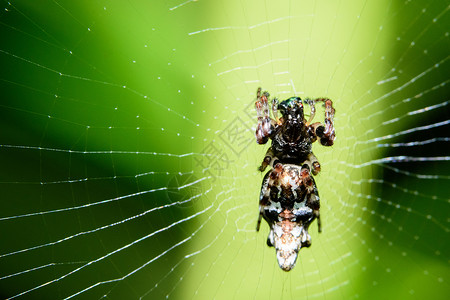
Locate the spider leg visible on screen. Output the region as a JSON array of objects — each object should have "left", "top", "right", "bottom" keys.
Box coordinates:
[
  {"left": 311, "top": 98, "right": 336, "bottom": 146},
  {"left": 272, "top": 97, "right": 280, "bottom": 125},
  {"left": 307, "top": 152, "right": 321, "bottom": 176},
  {"left": 307, "top": 178, "right": 321, "bottom": 233},
  {"left": 316, "top": 212, "right": 321, "bottom": 233},
  {"left": 256, "top": 208, "right": 263, "bottom": 232},
  {"left": 258, "top": 147, "right": 276, "bottom": 172},
  {"left": 304, "top": 98, "right": 316, "bottom": 125},
  {"left": 255, "top": 87, "right": 272, "bottom": 144}
]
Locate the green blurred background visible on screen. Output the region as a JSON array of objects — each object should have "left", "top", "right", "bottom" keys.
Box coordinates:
[{"left": 0, "top": 0, "right": 449, "bottom": 299}]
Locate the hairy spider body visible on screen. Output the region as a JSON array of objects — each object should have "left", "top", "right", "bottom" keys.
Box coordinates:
[
  {"left": 256, "top": 163, "right": 320, "bottom": 271},
  {"left": 254, "top": 87, "right": 335, "bottom": 271}
]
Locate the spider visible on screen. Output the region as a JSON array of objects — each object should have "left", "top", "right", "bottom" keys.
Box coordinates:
[{"left": 254, "top": 87, "right": 335, "bottom": 271}]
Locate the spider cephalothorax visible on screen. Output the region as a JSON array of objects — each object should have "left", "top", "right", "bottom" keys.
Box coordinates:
[
  {"left": 254, "top": 87, "right": 335, "bottom": 271},
  {"left": 255, "top": 88, "right": 336, "bottom": 173},
  {"left": 272, "top": 97, "right": 311, "bottom": 160}
]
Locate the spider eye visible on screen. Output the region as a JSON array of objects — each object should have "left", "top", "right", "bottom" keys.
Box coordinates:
[{"left": 278, "top": 97, "right": 303, "bottom": 117}]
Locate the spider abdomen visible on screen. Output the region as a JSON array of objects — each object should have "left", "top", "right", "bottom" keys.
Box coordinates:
[{"left": 259, "top": 164, "right": 319, "bottom": 271}]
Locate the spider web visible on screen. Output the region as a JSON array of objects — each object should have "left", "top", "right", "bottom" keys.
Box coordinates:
[{"left": 0, "top": 0, "right": 449, "bottom": 299}]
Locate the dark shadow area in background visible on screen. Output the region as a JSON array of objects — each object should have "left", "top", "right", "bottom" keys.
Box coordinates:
[{"left": 361, "top": 0, "right": 450, "bottom": 297}]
